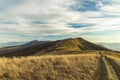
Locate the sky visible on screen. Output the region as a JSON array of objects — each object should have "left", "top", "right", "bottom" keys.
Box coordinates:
[{"left": 0, "top": 0, "right": 120, "bottom": 43}]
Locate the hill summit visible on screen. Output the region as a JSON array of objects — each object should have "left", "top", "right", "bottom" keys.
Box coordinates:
[{"left": 44, "top": 37, "right": 109, "bottom": 52}]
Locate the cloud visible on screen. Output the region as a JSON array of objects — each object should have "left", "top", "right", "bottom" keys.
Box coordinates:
[{"left": 0, "top": 0, "right": 120, "bottom": 42}]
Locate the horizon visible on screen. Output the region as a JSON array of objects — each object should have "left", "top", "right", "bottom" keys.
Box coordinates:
[
  {"left": 0, "top": 37, "right": 120, "bottom": 52},
  {"left": 1, "top": 36, "right": 120, "bottom": 44},
  {"left": 0, "top": 0, "right": 120, "bottom": 43}
]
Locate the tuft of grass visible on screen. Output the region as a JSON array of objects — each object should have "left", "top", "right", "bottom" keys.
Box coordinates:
[{"left": 0, "top": 54, "right": 100, "bottom": 80}]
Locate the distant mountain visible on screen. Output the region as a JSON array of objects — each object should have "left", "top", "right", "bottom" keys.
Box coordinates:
[
  {"left": 101, "top": 43, "right": 120, "bottom": 51},
  {"left": 0, "top": 37, "right": 110, "bottom": 57},
  {"left": 0, "top": 40, "right": 50, "bottom": 55},
  {"left": 0, "top": 42, "right": 26, "bottom": 48},
  {"left": 20, "top": 40, "right": 50, "bottom": 48}
]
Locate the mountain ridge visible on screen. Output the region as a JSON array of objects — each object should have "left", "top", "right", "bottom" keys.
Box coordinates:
[{"left": 0, "top": 37, "right": 111, "bottom": 57}]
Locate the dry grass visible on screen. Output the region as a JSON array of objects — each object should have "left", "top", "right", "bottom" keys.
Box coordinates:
[
  {"left": 106, "top": 56, "right": 120, "bottom": 78},
  {"left": 0, "top": 54, "right": 100, "bottom": 80},
  {"left": 103, "top": 51, "right": 120, "bottom": 58},
  {"left": 102, "top": 57, "right": 119, "bottom": 80}
]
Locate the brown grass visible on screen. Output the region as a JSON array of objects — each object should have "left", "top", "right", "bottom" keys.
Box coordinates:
[
  {"left": 105, "top": 55, "right": 120, "bottom": 78},
  {"left": 0, "top": 54, "right": 100, "bottom": 80},
  {"left": 103, "top": 51, "right": 120, "bottom": 58}
]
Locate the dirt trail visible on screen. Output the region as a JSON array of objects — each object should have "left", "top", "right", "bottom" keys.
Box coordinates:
[
  {"left": 106, "top": 56, "right": 120, "bottom": 79},
  {"left": 96, "top": 56, "right": 107, "bottom": 80},
  {"left": 99, "top": 51, "right": 119, "bottom": 80}
]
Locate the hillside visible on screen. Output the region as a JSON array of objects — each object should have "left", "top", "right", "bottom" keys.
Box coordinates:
[
  {"left": 0, "top": 37, "right": 110, "bottom": 57},
  {"left": 0, "top": 53, "right": 102, "bottom": 80},
  {"left": 39, "top": 37, "right": 109, "bottom": 52},
  {"left": 0, "top": 51, "right": 120, "bottom": 80}
]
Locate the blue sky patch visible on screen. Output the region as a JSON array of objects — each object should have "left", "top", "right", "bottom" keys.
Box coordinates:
[
  {"left": 0, "top": 21, "right": 18, "bottom": 24},
  {"left": 76, "top": 0, "right": 99, "bottom": 12},
  {"left": 32, "top": 21, "right": 45, "bottom": 24},
  {"left": 69, "top": 23, "right": 95, "bottom": 28}
]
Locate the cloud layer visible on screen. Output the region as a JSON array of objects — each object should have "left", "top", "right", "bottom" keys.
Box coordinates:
[{"left": 0, "top": 0, "right": 120, "bottom": 42}]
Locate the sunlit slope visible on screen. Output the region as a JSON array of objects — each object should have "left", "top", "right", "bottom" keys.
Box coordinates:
[
  {"left": 105, "top": 55, "right": 120, "bottom": 78},
  {"left": 39, "top": 37, "right": 110, "bottom": 52}
]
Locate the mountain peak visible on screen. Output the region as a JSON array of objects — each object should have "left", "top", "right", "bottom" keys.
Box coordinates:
[
  {"left": 31, "top": 40, "right": 39, "bottom": 42},
  {"left": 46, "top": 37, "right": 109, "bottom": 52}
]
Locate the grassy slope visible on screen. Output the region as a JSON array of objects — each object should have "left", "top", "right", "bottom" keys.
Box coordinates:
[
  {"left": 102, "top": 57, "right": 119, "bottom": 80},
  {"left": 105, "top": 55, "right": 120, "bottom": 79},
  {"left": 0, "top": 54, "right": 100, "bottom": 80},
  {"left": 0, "top": 51, "right": 120, "bottom": 80},
  {"left": 102, "top": 51, "right": 120, "bottom": 80}
]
